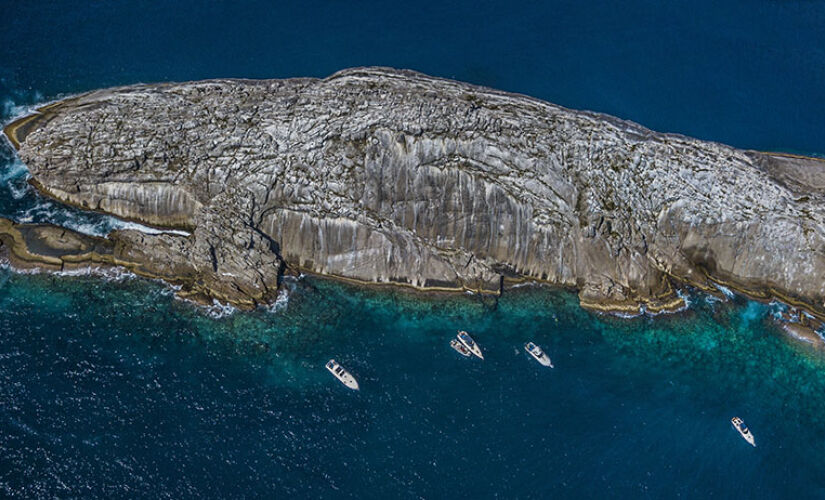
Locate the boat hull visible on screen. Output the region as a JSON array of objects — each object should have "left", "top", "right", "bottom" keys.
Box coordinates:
[
  {"left": 736, "top": 430, "right": 756, "bottom": 447},
  {"left": 532, "top": 353, "right": 553, "bottom": 367},
  {"left": 326, "top": 360, "right": 360, "bottom": 390},
  {"left": 457, "top": 332, "right": 484, "bottom": 359},
  {"left": 450, "top": 339, "right": 472, "bottom": 357},
  {"left": 525, "top": 343, "right": 553, "bottom": 367},
  {"left": 731, "top": 418, "right": 756, "bottom": 447}
]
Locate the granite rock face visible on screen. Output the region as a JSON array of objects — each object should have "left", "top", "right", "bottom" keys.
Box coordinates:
[{"left": 6, "top": 67, "right": 825, "bottom": 314}]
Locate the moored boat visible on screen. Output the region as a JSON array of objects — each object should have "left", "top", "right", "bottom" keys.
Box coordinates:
[
  {"left": 450, "top": 338, "right": 472, "bottom": 357},
  {"left": 731, "top": 417, "right": 755, "bottom": 446},
  {"left": 524, "top": 342, "right": 553, "bottom": 367},
  {"left": 457, "top": 330, "right": 483, "bottom": 359},
  {"left": 326, "top": 359, "right": 359, "bottom": 390}
]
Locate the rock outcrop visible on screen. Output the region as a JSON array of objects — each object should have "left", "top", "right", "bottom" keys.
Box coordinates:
[{"left": 4, "top": 67, "right": 825, "bottom": 315}]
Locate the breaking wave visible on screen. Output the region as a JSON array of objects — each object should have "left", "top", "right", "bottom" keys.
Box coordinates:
[
  {"left": 202, "top": 299, "right": 238, "bottom": 319},
  {"left": 267, "top": 286, "right": 290, "bottom": 314}
]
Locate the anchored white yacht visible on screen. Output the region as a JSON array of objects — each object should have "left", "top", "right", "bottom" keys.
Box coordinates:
[
  {"left": 731, "top": 417, "right": 755, "bottom": 446},
  {"left": 524, "top": 342, "right": 553, "bottom": 367},
  {"left": 450, "top": 338, "right": 472, "bottom": 357},
  {"left": 326, "top": 359, "right": 359, "bottom": 390},
  {"left": 457, "top": 331, "right": 483, "bottom": 359}
]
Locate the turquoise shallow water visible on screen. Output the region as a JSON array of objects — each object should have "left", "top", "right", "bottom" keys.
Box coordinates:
[
  {"left": 2, "top": 1, "right": 825, "bottom": 497},
  {"left": 1, "top": 271, "right": 825, "bottom": 497}
]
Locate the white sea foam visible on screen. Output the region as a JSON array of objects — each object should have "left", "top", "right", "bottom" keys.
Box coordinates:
[
  {"left": 711, "top": 282, "right": 735, "bottom": 299},
  {"left": 705, "top": 293, "right": 723, "bottom": 305},
  {"left": 0, "top": 159, "right": 28, "bottom": 183},
  {"left": 604, "top": 307, "right": 643, "bottom": 319},
  {"left": 266, "top": 276, "right": 302, "bottom": 314},
  {"left": 169, "top": 293, "right": 239, "bottom": 319},
  {"left": 267, "top": 287, "right": 290, "bottom": 314},
  {"left": 7, "top": 176, "right": 31, "bottom": 200},
  {"left": 2, "top": 96, "right": 41, "bottom": 124},
  {"left": 203, "top": 299, "right": 238, "bottom": 319},
  {"left": 52, "top": 266, "right": 138, "bottom": 282},
  {"left": 68, "top": 221, "right": 113, "bottom": 237},
  {"left": 12, "top": 199, "right": 113, "bottom": 237},
  {"left": 0, "top": 262, "right": 43, "bottom": 275},
  {"left": 509, "top": 280, "right": 545, "bottom": 289},
  {"left": 675, "top": 288, "right": 692, "bottom": 311},
  {"left": 0, "top": 258, "right": 139, "bottom": 282},
  {"left": 113, "top": 220, "right": 191, "bottom": 237},
  {"left": 7, "top": 191, "right": 192, "bottom": 239}
]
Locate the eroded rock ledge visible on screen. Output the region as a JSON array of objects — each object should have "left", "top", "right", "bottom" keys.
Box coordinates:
[{"left": 4, "top": 67, "right": 825, "bottom": 316}]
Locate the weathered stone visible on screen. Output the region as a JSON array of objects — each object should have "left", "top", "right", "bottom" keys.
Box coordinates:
[{"left": 4, "top": 67, "right": 825, "bottom": 315}]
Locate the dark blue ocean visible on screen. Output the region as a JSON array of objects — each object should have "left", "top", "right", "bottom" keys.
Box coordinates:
[{"left": 1, "top": 1, "right": 825, "bottom": 497}]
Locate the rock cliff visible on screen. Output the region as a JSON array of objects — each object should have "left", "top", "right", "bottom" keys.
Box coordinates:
[{"left": 5, "top": 67, "right": 825, "bottom": 315}]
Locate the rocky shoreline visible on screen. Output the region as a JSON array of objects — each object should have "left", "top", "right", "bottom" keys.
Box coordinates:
[{"left": 4, "top": 67, "right": 825, "bottom": 320}]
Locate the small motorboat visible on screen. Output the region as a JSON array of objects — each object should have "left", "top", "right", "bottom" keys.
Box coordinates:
[
  {"left": 524, "top": 342, "right": 553, "bottom": 367},
  {"left": 450, "top": 338, "right": 472, "bottom": 357},
  {"left": 326, "top": 359, "right": 359, "bottom": 390},
  {"left": 457, "top": 330, "right": 483, "bottom": 359},
  {"left": 731, "top": 417, "right": 755, "bottom": 447}
]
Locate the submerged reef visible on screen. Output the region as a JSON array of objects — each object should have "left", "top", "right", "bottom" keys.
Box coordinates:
[{"left": 4, "top": 67, "right": 825, "bottom": 317}]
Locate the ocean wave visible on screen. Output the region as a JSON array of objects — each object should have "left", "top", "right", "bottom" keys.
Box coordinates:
[
  {"left": 509, "top": 281, "right": 543, "bottom": 289},
  {"left": 711, "top": 282, "right": 735, "bottom": 299},
  {"left": 52, "top": 266, "right": 138, "bottom": 282},
  {"left": 13, "top": 199, "right": 114, "bottom": 236},
  {"left": 704, "top": 293, "right": 723, "bottom": 305},
  {"left": 1, "top": 93, "right": 43, "bottom": 122},
  {"left": 113, "top": 220, "right": 191, "bottom": 236},
  {"left": 0, "top": 158, "right": 28, "bottom": 184},
  {"left": 605, "top": 308, "right": 643, "bottom": 319},
  {"left": 203, "top": 299, "right": 238, "bottom": 319},
  {"left": 266, "top": 287, "right": 290, "bottom": 314},
  {"left": 265, "top": 276, "right": 302, "bottom": 314},
  {"left": 7, "top": 182, "right": 30, "bottom": 201},
  {"left": 9, "top": 194, "right": 193, "bottom": 238},
  {"left": 675, "top": 288, "right": 692, "bottom": 311},
  {"left": 0, "top": 259, "right": 138, "bottom": 282}
]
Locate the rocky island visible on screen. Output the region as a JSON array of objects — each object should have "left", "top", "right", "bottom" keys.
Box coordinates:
[{"left": 3, "top": 67, "right": 825, "bottom": 318}]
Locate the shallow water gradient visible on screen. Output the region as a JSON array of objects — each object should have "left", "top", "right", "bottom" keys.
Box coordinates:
[{"left": 1, "top": 271, "right": 824, "bottom": 497}]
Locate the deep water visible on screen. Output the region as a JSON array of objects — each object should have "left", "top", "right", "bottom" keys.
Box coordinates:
[
  {"left": 2, "top": 1, "right": 825, "bottom": 497},
  {"left": 1, "top": 273, "right": 825, "bottom": 497}
]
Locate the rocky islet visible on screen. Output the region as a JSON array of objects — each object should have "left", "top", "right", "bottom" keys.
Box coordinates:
[{"left": 3, "top": 67, "right": 825, "bottom": 320}]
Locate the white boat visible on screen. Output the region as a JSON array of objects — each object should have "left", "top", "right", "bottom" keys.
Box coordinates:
[
  {"left": 326, "top": 359, "right": 359, "bottom": 390},
  {"left": 524, "top": 342, "right": 553, "bottom": 367},
  {"left": 457, "top": 331, "right": 483, "bottom": 359},
  {"left": 450, "top": 338, "right": 472, "bottom": 357},
  {"left": 731, "top": 417, "right": 755, "bottom": 447}
]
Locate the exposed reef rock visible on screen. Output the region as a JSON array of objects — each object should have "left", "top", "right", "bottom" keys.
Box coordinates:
[
  {"left": 0, "top": 218, "right": 277, "bottom": 308},
  {"left": 4, "top": 67, "right": 825, "bottom": 315}
]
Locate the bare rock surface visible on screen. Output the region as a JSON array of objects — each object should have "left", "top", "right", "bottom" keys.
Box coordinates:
[{"left": 5, "top": 67, "right": 825, "bottom": 315}]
